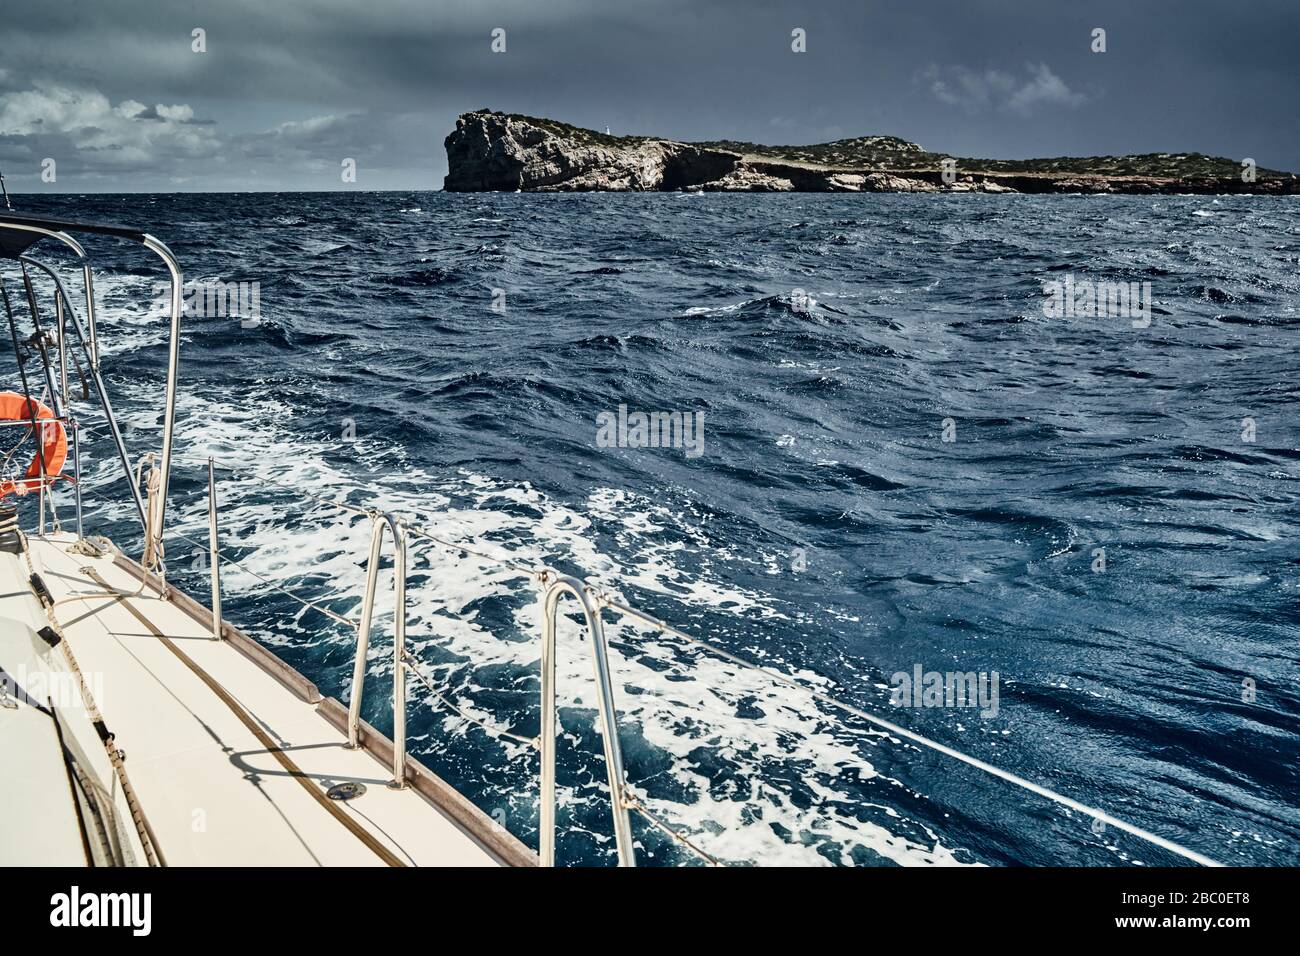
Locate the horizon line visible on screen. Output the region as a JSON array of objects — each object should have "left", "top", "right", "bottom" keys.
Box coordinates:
[{"left": 4, "top": 188, "right": 443, "bottom": 196}]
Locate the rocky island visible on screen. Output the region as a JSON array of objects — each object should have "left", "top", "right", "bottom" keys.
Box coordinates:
[{"left": 444, "top": 109, "right": 1298, "bottom": 194}]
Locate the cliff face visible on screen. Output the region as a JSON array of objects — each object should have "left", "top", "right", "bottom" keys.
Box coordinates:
[
  {"left": 442, "top": 111, "right": 747, "bottom": 192},
  {"left": 444, "top": 110, "right": 1299, "bottom": 194}
]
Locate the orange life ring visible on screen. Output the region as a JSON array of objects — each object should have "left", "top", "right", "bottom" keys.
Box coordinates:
[{"left": 0, "top": 391, "right": 67, "bottom": 498}]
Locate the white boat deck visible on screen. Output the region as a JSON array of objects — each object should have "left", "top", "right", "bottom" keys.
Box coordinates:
[{"left": 0, "top": 530, "right": 533, "bottom": 867}]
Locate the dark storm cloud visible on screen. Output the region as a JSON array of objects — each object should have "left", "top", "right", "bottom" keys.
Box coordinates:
[{"left": 1, "top": 0, "right": 1297, "bottom": 191}]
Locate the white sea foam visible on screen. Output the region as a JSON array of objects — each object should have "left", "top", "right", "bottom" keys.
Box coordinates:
[{"left": 66, "top": 298, "right": 984, "bottom": 868}]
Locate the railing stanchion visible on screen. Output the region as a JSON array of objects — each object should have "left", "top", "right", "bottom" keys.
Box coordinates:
[
  {"left": 540, "top": 586, "right": 558, "bottom": 865},
  {"left": 72, "top": 420, "right": 83, "bottom": 539},
  {"left": 56, "top": 291, "right": 69, "bottom": 405},
  {"left": 17, "top": 246, "right": 146, "bottom": 537},
  {"left": 347, "top": 512, "right": 409, "bottom": 789},
  {"left": 139, "top": 236, "right": 182, "bottom": 553},
  {"left": 58, "top": 289, "right": 83, "bottom": 540},
  {"left": 207, "top": 456, "right": 222, "bottom": 640},
  {"left": 540, "top": 575, "right": 636, "bottom": 867}
]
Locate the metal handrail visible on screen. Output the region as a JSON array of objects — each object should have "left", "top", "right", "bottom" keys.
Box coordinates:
[
  {"left": 539, "top": 573, "right": 636, "bottom": 867},
  {"left": 7, "top": 226, "right": 184, "bottom": 567},
  {"left": 176, "top": 465, "right": 654, "bottom": 864},
  {"left": 139, "top": 235, "right": 183, "bottom": 550},
  {"left": 17, "top": 255, "right": 141, "bottom": 533},
  {"left": 345, "top": 511, "right": 410, "bottom": 789},
  {"left": 0, "top": 224, "right": 99, "bottom": 365},
  {"left": 207, "top": 456, "right": 223, "bottom": 641}
]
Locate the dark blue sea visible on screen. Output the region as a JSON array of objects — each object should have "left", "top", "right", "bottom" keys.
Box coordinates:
[{"left": 15, "top": 191, "right": 1300, "bottom": 866}]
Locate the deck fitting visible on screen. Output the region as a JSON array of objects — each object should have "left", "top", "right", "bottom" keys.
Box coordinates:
[{"left": 325, "top": 781, "right": 366, "bottom": 802}]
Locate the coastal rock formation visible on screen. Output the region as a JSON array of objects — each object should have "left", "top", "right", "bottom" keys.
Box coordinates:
[
  {"left": 444, "top": 110, "right": 1300, "bottom": 195},
  {"left": 443, "top": 112, "right": 741, "bottom": 192}
]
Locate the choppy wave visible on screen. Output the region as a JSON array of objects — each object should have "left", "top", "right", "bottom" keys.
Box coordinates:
[{"left": 16, "top": 190, "right": 1300, "bottom": 866}]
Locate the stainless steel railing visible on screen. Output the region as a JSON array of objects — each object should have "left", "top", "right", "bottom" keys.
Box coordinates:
[
  {"left": 346, "top": 511, "right": 410, "bottom": 789},
  {"left": 20, "top": 254, "right": 141, "bottom": 535},
  {"left": 178, "top": 459, "right": 718, "bottom": 865},
  {"left": 538, "top": 573, "right": 635, "bottom": 866},
  {"left": 3, "top": 222, "right": 184, "bottom": 573},
  {"left": 207, "top": 457, "right": 223, "bottom": 641}
]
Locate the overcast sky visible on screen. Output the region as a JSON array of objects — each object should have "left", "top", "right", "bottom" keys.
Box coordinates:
[{"left": 1, "top": 0, "right": 1296, "bottom": 192}]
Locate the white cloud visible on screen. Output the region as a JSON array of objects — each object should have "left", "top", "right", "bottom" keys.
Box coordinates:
[
  {"left": 0, "top": 84, "right": 216, "bottom": 166},
  {"left": 0, "top": 81, "right": 436, "bottom": 190},
  {"left": 1006, "top": 63, "right": 1087, "bottom": 113},
  {"left": 270, "top": 115, "right": 343, "bottom": 138},
  {"left": 923, "top": 63, "right": 1086, "bottom": 115},
  {"left": 155, "top": 103, "right": 194, "bottom": 122}
]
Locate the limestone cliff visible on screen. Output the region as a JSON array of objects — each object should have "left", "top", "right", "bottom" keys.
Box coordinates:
[{"left": 444, "top": 110, "right": 1298, "bottom": 195}]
